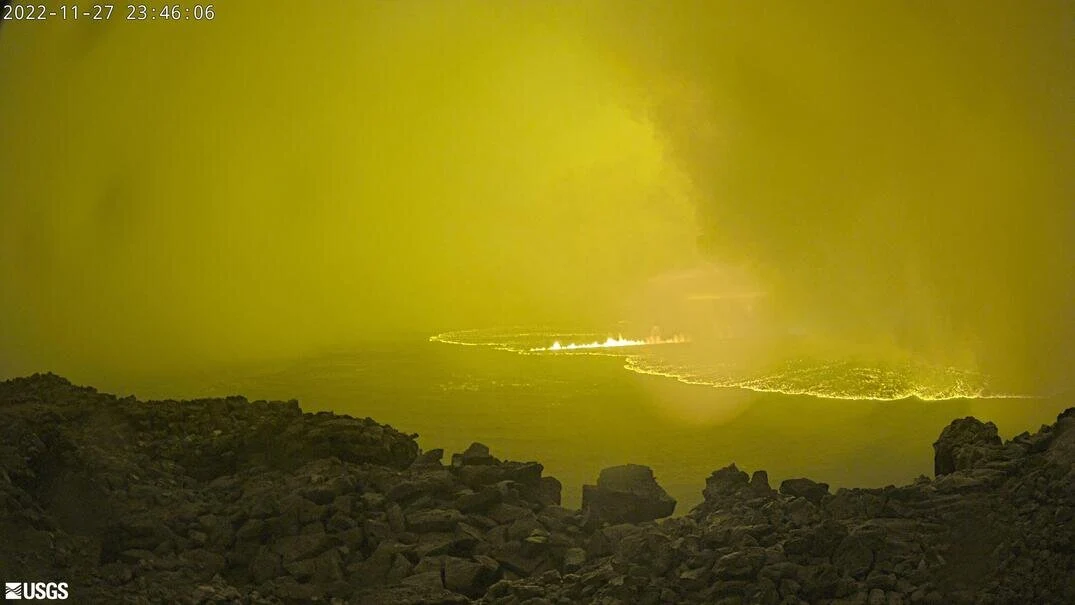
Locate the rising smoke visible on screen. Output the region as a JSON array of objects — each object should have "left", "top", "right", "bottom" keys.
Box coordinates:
[{"left": 593, "top": 1, "right": 1075, "bottom": 393}]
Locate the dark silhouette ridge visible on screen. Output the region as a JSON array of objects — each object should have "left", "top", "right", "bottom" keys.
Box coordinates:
[{"left": 1, "top": 373, "right": 1072, "bottom": 603}]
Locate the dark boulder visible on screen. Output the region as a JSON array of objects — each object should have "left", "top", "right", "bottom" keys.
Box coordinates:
[
  {"left": 933, "top": 417, "right": 1003, "bottom": 475},
  {"left": 406, "top": 509, "right": 464, "bottom": 533},
  {"left": 703, "top": 463, "right": 751, "bottom": 501},
  {"left": 443, "top": 555, "right": 497, "bottom": 597},
  {"left": 539, "top": 476, "right": 562, "bottom": 506},
  {"left": 780, "top": 478, "right": 830, "bottom": 504},
  {"left": 750, "top": 470, "right": 773, "bottom": 494},
  {"left": 454, "top": 461, "right": 544, "bottom": 490},
  {"left": 582, "top": 464, "right": 676, "bottom": 524},
  {"left": 454, "top": 486, "right": 502, "bottom": 513},
  {"left": 452, "top": 442, "right": 497, "bottom": 467},
  {"left": 1047, "top": 408, "right": 1075, "bottom": 467},
  {"left": 412, "top": 448, "right": 445, "bottom": 468},
  {"left": 713, "top": 547, "right": 768, "bottom": 580}
]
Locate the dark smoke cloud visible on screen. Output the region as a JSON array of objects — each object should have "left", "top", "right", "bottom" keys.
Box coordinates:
[{"left": 592, "top": 1, "right": 1075, "bottom": 391}]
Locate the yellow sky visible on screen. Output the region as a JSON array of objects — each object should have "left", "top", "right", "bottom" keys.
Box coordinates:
[
  {"left": 0, "top": 2, "right": 700, "bottom": 375},
  {"left": 1, "top": 1, "right": 1072, "bottom": 391}
]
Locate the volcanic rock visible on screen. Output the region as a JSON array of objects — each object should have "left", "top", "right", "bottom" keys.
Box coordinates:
[
  {"left": 780, "top": 477, "right": 831, "bottom": 504},
  {"left": 581, "top": 464, "right": 676, "bottom": 524},
  {"left": 933, "top": 416, "right": 1003, "bottom": 475},
  {"left": 704, "top": 463, "right": 751, "bottom": 498},
  {"left": 454, "top": 442, "right": 497, "bottom": 466},
  {"left": 2, "top": 374, "right": 1073, "bottom": 604}
]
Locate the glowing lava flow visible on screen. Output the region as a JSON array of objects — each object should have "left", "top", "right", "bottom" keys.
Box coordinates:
[
  {"left": 429, "top": 327, "right": 1040, "bottom": 400},
  {"left": 530, "top": 334, "right": 687, "bottom": 352},
  {"left": 621, "top": 357, "right": 1037, "bottom": 401}
]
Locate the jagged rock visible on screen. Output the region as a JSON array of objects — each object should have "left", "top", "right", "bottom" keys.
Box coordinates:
[
  {"left": 248, "top": 547, "right": 281, "bottom": 583},
  {"left": 271, "top": 532, "right": 335, "bottom": 562},
  {"left": 833, "top": 533, "right": 874, "bottom": 578},
  {"left": 454, "top": 461, "right": 544, "bottom": 490},
  {"left": 679, "top": 565, "right": 712, "bottom": 589},
  {"left": 750, "top": 470, "right": 772, "bottom": 493},
  {"left": 413, "top": 448, "right": 445, "bottom": 468},
  {"left": 539, "top": 476, "right": 562, "bottom": 506},
  {"left": 507, "top": 515, "right": 544, "bottom": 542},
  {"left": 1047, "top": 409, "right": 1075, "bottom": 467},
  {"left": 454, "top": 486, "right": 502, "bottom": 513},
  {"left": 785, "top": 495, "right": 822, "bottom": 526},
  {"left": 443, "top": 555, "right": 496, "bottom": 596},
  {"left": 402, "top": 570, "right": 445, "bottom": 590},
  {"left": 933, "top": 417, "right": 1003, "bottom": 475},
  {"left": 407, "top": 509, "right": 465, "bottom": 533},
  {"left": 491, "top": 542, "right": 544, "bottom": 576},
  {"left": 487, "top": 503, "right": 533, "bottom": 525},
  {"left": 283, "top": 547, "right": 343, "bottom": 582},
  {"left": 714, "top": 546, "right": 769, "bottom": 580},
  {"left": 279, "top": 492, "right": 327, "bottom": 527},
  {"left": 563, "top": 547, "right": 586, "bottom": 572},
  {"left": 704, "top": 463, "right": 751, "bottom": 499},
  {"left": 780, "top": 477, "right": 830, "bottom": 504},
  {"left": 387, "top": 470, "right": 456, "bottom": 502},
  {"left": 582, "top": 464, "right": 676, "bottom": 524},
  {"left": 453, "top": 442, "right": 498, "bottom": 467},
  {"left": 290, "top": 415, "right": 419, "bottom": 470}
]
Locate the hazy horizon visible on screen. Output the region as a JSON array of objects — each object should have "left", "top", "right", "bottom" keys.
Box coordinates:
[{"left": 2, "top": 1, "right": 1073, "bottom": 397}]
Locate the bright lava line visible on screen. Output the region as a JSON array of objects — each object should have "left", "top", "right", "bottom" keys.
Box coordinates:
[{"left": 530, "top": 334, "right": 687, "bottom": 352}]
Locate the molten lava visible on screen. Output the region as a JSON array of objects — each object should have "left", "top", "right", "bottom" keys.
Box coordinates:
[{"left": 530, "top": 333, "right": 687, "bottom": 352}]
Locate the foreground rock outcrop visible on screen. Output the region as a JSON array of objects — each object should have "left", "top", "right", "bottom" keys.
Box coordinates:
[
  {"left": 1, "top": 373, "right": 1072, "bottom": 604},
  {"left": 582, "top": 464, "right": 676, "bottom": 525}
]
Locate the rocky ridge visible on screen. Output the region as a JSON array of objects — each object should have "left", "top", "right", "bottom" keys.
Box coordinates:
[{"left": 1, "top": 373, "right": 1072, "bottom": 604}]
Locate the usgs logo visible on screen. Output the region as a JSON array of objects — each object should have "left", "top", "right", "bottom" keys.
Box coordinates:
[{"left": 4, "top": 582, "right": 69, "bottom": 601}]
